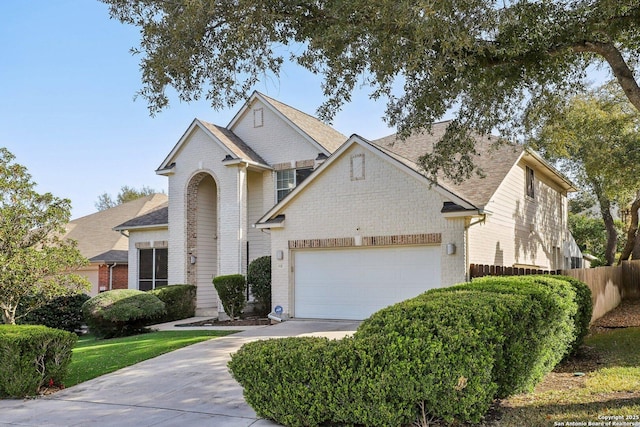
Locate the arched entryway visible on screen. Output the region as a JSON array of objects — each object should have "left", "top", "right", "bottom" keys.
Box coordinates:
[{"left": 186, "top": 172, "right": 218, "bottom": 315}]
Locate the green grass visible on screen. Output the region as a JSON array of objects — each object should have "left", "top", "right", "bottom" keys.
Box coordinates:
[
  {"left": 64, "top": 330, "right": 237, "bottom": 387},
  {"left": 493, "top": 327, "right": 640, "bottom": 427}
]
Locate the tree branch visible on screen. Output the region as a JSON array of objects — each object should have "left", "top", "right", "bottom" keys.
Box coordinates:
[{"left": 573, "top": 41, "right": 640, "bottom": 112}]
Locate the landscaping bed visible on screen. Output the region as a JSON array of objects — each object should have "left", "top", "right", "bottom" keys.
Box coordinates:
[{"left": 175, "top": 316, "right": 271, "bottom": 327}]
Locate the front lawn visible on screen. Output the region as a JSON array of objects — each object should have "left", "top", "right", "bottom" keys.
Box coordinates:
[
  {"left": 64, "top": 330, "right": 236, "bottom": 387},
  {"left": 493, "top": 327, "right": 640, "bottom": 426}
]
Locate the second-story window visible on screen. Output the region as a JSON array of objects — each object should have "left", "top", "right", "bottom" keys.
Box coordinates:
[
  {"left": 276, "top": 168, "right": 313, "bottom": 202},
  {"left": 526, "top": 166, "right": 535, "bottom": 199}
]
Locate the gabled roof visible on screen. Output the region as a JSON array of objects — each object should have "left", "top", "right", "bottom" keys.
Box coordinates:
[
  {"left": 114, "top": 203, "right": 168, "bottom": 231},
  {"left": 89, "top": 250, "right": 129, "bottom": 264},
  {"left": 63, "top": 194, "right": 168, "bottom": 260},
  {"left": 157, "top": 119, "right": 270, "bottom": 172},
  {"left": 228, "top": 91, "right": 347, "bottom": 154},
  {"left": 256, "top": 135, "right": 479, "bottom": 226},
  {"left": 372, "top": 121, "right": 576, "bottom": 208}
]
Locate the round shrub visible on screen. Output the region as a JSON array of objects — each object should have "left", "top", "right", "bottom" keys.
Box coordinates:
[
  {"left": 213, "top": 274, "right": 246, "bottom": 319},
  {"left": 149, "top": 284, "right": 196, "bottom": 322},
  {"left": 0, "top": 325, "right": 77, "bottom": 397},
  {"left": 82, "top": 289, "right": 166, "bottom": 338},
  {"left": 247, "top": 256, "right": 271, "bottom": 315},
  {"left": 21, "top": 293, "right": 90, "bottom": 333},
  {"left": 229, "top": 337, "right": 332, "bottom": 427}
]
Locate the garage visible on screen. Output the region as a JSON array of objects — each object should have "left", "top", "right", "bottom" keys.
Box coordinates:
[{"left": 293, "top": 245, "right": 441, "bottom": 320}]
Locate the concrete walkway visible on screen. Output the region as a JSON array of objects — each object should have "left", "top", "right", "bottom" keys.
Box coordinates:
[{"left": 0, "top": 319, "right": 360, "bottom": 427}]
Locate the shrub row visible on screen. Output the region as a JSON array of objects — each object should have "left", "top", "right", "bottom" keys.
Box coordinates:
[
  {"left": 229, "top": 275, "right": 592, "bottom": 426},
  {"left": 82, "top": 289, "right": 166, "bottom": 338},
  {"left": 0, "top": 325, "right": 77, "bottom": 397}
]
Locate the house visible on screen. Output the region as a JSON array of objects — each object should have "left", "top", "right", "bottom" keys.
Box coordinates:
[
  {"left": 116, "top": 91, "right": 345, "bottom": 315},
  {"left": 256, "top": 128, "right": 580, "bottom": 320},
  {"left": 63, "top": 193, "right": 168, "bottom": 295},
  {"left": 117, "top": 92, "right": 581, "bottom": 320}
]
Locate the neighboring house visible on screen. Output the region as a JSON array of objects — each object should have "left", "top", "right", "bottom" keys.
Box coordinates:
[
  {"left": 117, "top": 92, "right": 582, "bottom": 320},
  {"left": 256, "top": 126, "right": 580, "bottom": 320},
  {"left": 63, "top": 193, "right": 168, "bottom": 295},
  {"left": 116, "top": 91, "right": 345, "bottom": 316}
]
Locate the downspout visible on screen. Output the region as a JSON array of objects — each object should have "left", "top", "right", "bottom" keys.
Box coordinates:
[
  {"left": 109, "top": 263, "right": 117, "bottom": 291},
  {"left": 464, "top": 212, "right": 487, "bottom": 282}
]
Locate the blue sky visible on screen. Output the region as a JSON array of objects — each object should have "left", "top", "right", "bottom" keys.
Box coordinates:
[{"left": 0, "top": 0, "right": 396, "bottom": 219}]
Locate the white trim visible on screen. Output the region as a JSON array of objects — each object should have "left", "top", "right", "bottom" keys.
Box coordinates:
[{"left": 156, "top": 119, "right": 239, "bottom": 171}]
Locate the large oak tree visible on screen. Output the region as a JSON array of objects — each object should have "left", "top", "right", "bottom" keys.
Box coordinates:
[{"left": 102, "top": 0, "right": 640, "bottom": 179}]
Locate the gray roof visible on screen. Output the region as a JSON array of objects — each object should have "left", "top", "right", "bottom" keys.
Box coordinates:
[
  {"left": 259, "top": 93, "right": 347, "bottom": 153},
  {"left": 114, "top": 203, "right": 168, "bottom": 231},
  {"left": 63, "top": 194, "right": 168, "bottom": 259},
  {"left": 372, "top": 122, "right": 523, "bottom": 208},
  {"left": 198, "top": 121, "right": 269, "bottom": 166},
  {"left": 89, "top": 250, "right": 129, "bottom": 264}
]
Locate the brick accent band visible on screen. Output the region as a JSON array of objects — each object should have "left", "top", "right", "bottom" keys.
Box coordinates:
[{"left": 288, "top": 233, "right": 441, "bottom": 249}]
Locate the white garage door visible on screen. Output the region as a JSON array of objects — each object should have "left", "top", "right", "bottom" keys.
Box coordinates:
[{"left": 294, "top": 245, "right": 441, "bottom": 320}]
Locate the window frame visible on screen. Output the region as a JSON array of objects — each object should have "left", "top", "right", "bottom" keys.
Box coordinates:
[
  {"left": 138, "top": 247, "right": 168, "bottom": 291},
  {"left": 526, "top": 166, "right": 535, "bottom": 199},
  {"left": 275, "top": 167, "right": 313, "bottom": 203}
]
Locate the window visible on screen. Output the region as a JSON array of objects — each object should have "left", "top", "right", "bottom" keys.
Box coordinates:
[
  {"left": 276, "top": 168, "right": 312, "bottom": 202},
  {"left": 526, "top": 166, "right": 535, "bottom": 199},
  {"left": 138, "top": 248, "right": 168, "bottom": 291}
]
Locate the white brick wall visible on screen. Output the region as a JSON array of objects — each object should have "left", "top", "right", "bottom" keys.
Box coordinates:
[
  {"left": 468, "top": 159, "right": 568, "bottom": 269},
  {"left": 231, "top": 99, "right": 326, "bottom": 164},
  {"left": 269, "top": 143, "right": 467, "bottom": 316}
]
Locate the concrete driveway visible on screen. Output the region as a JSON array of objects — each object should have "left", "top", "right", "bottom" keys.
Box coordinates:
[{"left": 0, "top": 320, "right": 360, "bottom": 427}]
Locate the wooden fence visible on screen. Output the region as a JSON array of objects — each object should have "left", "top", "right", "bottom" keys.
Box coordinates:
[{"left": 470, "top": 260, "right": 640, "bottom": 321}]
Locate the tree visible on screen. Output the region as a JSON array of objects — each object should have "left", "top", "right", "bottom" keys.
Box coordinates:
[
  {"left": 102, "top": 0, "right": 640, "bottom": 180},
  {"left": 95, "top": 185, "right": 158, "bottom": 211},
  {"left": 531, "top": 84, "right": 640, "bottom": 265},
  {"left": 0, "top": 148, "right": 90, "bottom": 324}
]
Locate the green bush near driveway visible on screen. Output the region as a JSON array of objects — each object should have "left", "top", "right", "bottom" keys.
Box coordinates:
[
  {"left": 229, "top": 275, "right": 590, "bottom": 426},
  {"left": 82, "top": 289, "right": 166, "bottom": 338},
  {"left": 149, "top": 284, "right": 196, "bottom": 322},
  {"left": 213, "top": 274, "right": 246, "bottom": 319},
  {"left": 0, "top": 325, "right": 77, "bottom": 397}
]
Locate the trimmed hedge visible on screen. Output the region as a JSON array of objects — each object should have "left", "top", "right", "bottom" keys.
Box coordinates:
[
  {"left": 247, "top": 256, "right": 271, "bottom": 315},
  {"left": 149, "top": 284, "right": 196, "bottom": 322},
  {"left": 82, "top": 289, "right": 166, "bottom": 338},
  {"left": 543, "top": 275, "right": 593, "bottom": 354},
  {"left": 230, "top": 275, "right": 587, "bottom": 426},
  {"left": 0, "top": 325, "right": 77, "bottom": 397},
  {"left": 229, "top": 337, "right": 333, "bottom": 426},
  {"left": 432, "top": 275, "right": 580, "bottom": 396},
  {"left": 213, "top": 274, "right": 246, "bottom": 319},
  {"left": 20, "top": 293, "right": 90, "bottom": 333}
]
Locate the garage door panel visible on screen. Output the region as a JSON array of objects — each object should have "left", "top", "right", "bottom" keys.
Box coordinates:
[{"left": 294, "top": 246, "right": 441, "bottom": 320}]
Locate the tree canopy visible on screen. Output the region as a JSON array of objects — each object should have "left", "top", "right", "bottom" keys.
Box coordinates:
[
  {"left": 531, "top": 83, "right": 640, "bottom": 264},
  {"left": 0, "top": 148, "right": 90, "bottom": 324},
  {"left": 102, "top": 0, "right": 640, "bottom": 179},
  {"left": 95, "top": 185, "right": 159, "bottom": 211}
]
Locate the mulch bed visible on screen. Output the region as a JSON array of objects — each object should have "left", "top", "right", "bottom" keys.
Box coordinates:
[
  {"left": 590, "top": 298, "right": 640, "bottom": 331},
  {"left": 175, "top": 316, "right": 271, "bottom": 327}
]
